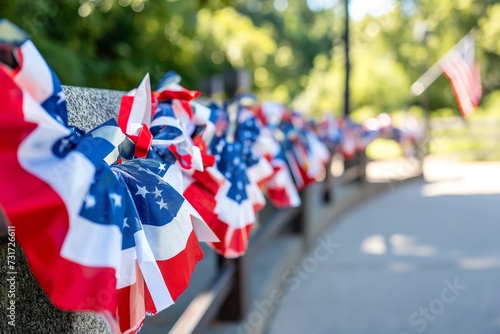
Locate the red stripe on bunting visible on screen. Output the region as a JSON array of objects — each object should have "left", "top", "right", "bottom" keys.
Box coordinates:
[
  {"left": 156, "top": 88, "right": 200, "bottom": 103},
  {"left": 118, "top": 95, "right": 134, "bottom": 135},
  {"left": 207, "top": 220, "right": 253, "bottom": 258},
  {"left": 0, "top": 70, "right": 118, "bottom": 314},
  {"left": 117, "top": 264, "right": 146, "bottom": 334},
  {"left": 267, "top": 187, "right": 292, "bottom": 209},
  {"left": 144, "top": 230, "right": 203, "bottom": 311}
]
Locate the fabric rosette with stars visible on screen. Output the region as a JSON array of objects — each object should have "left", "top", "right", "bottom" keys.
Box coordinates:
[
  {"left": 153, "top": 71, "right": 217, "bottom": 174},
  {"left": 277, "top": 111, "right": 330, "bottom": 191},
  {"left": 233, "top": 103, "right": 274, "bottom": 211},
  {"left": 111, "top": 159, "right": 217, "bottom": 333},
  {"left": 338, "top": 117, "right": 363, "bottom": 161},
  {"left": 315, "top": 113, "right": 342, "bottom": 148},
  {"left": 118, "top": 72, "right": 214, "bottom": 175},
  {"left": 181, "top": 102, "right": 226, "bottom": 249},
  {"left": 254, "top": 102, "right": 301, "bottom": 209},
  {"left": 193, "top": 100, "right": 271, "bottom": 258},
  {"left": 0, "top": 29, "right": 126, "bottom": 330}
]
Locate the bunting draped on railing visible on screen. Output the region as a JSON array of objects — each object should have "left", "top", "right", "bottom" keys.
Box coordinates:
[
  {"left": 0, "top": 20, "right": 422, "bottom": 334},
  {"left": 0, "top": 22, "right": 217, "bottom": 334}
]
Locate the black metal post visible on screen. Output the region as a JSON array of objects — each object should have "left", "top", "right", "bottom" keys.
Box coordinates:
[
  {"left": 215, "top": 75, "right": 251, "bottom": 321},
  {"left": 343, "top": 0, "right": 350, "bottom": 117},
  {"left": 323, "top": 157, "right": 334, "bottom": 203},
  {"left": 217, "top": 256, "right": 249, "bottom": 321}
]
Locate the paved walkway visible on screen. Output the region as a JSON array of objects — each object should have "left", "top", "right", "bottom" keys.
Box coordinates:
[{"left": 268, "top": 158, "right": 500, "bottom": 334}]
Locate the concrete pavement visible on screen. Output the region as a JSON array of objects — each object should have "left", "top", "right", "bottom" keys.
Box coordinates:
[{"left": 268, "top": 159, "right": 500, "bottom": 334}]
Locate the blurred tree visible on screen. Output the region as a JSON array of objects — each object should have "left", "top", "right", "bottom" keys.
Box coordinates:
[
  {"left": 1, "top": 0, "right": 500, "bottom": 117},
  {"left": 478, "top": 3, "right": 500, "bottom": 92},
  {"left": 1, "top": 0, "right": 337, "bottom": 97},
  {"left": 295, "top": 0, "right": 500, "bottom": 117}
]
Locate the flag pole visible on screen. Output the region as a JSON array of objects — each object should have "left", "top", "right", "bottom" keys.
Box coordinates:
[
  {"left": 411, "top": 33, "right": 472, "bottom": 96},
  {"left": 411, "top": 61, "right": 443, "bottom": 96},
  {"left": 343, "top": 0, "right": 350, "bottom": 117}
]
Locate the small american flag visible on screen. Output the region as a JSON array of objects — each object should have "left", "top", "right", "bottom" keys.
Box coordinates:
[{"left": 440, "top": 34, "right": 482, "bottom": 117}]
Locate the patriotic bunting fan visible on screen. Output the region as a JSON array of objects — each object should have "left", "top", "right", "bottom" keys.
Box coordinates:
[{"left": 0, "top": 22, "right": 217, "bottom": 334}]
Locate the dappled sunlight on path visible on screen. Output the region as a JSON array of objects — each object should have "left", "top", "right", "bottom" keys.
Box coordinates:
[{"left": 269, "top": 158, "right": 500, "bottom": 334}]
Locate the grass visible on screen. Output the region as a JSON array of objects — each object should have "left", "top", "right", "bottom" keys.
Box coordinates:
[
  {"left": 428, "top": 115, "right": 500, "bottom": 161},
  {"left": 366, "top": 138, "right": 403, "bottom": 160},
  {"left": 366, "top": 115, "right": 500, "bottom": 162}
]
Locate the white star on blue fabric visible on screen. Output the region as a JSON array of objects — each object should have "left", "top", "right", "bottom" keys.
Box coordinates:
[
  {"left": 56, "top": 91, "right": 66, "bottom": 104},
  {"left": 110, "top": 193, "right": 122, "bottom": 207},
  {"left": 123, "top": 217, "right": 130, "bottom": 229},
  {"left": 158, "top": 163, "right": 166, "bottom": 171},
  {"left": 123, "top": 216, "right": 140, "bottom": 229},
  {"left": 84, "top": 194, "right": 96, "bottom": 208},
  {"left": 135, "top": 185, "right": 149, "bottom": 198},
  {"left": 153, "top": 187, "right": 163, "bottom": 198},
  {"left": 157, "top": 199, "right": 168, "bottom": 210}
]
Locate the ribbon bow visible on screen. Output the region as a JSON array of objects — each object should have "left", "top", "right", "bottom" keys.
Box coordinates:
[{"left": 118, "top": 74, "right": 204, "bottom": 171}]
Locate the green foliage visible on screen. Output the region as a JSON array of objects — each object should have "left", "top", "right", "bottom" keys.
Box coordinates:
[
  {"left": 350, "top": 105, "right": 379, "bottom": 124},
  {"left": 295, "top": 0, "right": 500, "bottom": 116},
  {"left": 1, "top": 0, "right": 500, "bottom": 118},
  {"left": 430, "top": 108, "right": 457, "bottom": 119}
]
